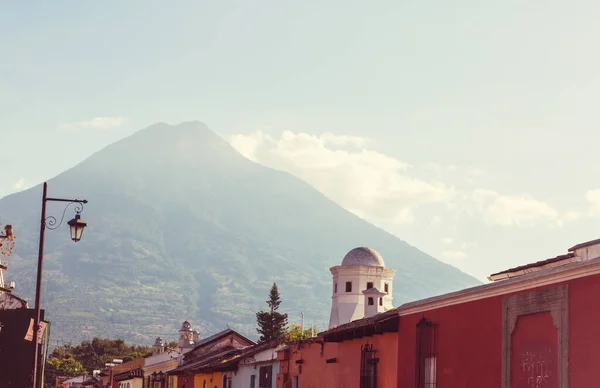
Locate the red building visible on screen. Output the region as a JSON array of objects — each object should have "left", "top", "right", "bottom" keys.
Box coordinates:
[
  {"left": 278, "top": 310, "right": 399, "bottom": 388},
  {"left": 280, "top": 237, "right": 600, "bottom": 388}
]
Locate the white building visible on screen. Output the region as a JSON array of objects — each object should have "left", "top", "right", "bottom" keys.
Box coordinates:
[
  {"left": 328, "top": 247, "right": 396, "bottom": 328},
  {"left": 143, "top": 321, "right": 201, "bottom": 387},
  {"left": 227, "top": 341, "right": 284, "bottom": 388}
]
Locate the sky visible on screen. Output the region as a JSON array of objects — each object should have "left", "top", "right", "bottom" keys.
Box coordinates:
[{"left": 2, "top": 0, "right": 600, "bottom": 281}]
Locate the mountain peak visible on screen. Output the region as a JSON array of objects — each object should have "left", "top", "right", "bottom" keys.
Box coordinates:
[
  {"left": 131, "top": 120, "right": 226, "bottom": 145},
  {"left": 0, "top": 120, "right": 480, "bottom": 344}
]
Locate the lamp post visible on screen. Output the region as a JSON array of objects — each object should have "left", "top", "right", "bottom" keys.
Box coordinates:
[{"left": 31, "top": 182, "right": 88, "bottom": 388}]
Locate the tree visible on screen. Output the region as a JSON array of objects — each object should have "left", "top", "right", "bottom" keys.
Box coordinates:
[
  {"left": 256, "top": 282, "right": 288, "bottom": 342},
  {"left": 44, "top": 356, "right": 84, "bottom": 388},
  {"left": 285, "top": 324, "right": 317, "bottom": 342},
  {"left": 44, "top": 337, "right": 153, "bottom": 387}
]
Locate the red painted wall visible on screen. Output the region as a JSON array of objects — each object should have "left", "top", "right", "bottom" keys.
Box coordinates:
[
  {"left": 567, "top": 274, "right": 600, "bottom": 387},
  {"left": 398, "top": 294, "right": 504, "bottom": 388},
  {"left": 285, "top": 333, "right": 398, "bottom": 388},
  {"left": 510, "top": 312, "right": 557, "bottom": 388},
  {"left": 397, "top": 273, "right": 600, "bottom": 387}
]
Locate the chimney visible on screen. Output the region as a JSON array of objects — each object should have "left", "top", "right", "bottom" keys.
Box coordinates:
[
  {"left": 569, "top": 238, "right": 600, "bottom": 261},
  {"left": 192, "top": 330, "right": 200, "bottom": 344},
  {"left": 362, "top": 287, "right": 386, "bottom": 319}
]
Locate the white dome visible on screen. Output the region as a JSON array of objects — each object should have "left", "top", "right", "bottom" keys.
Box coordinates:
[{"left": 341, "top": 247, "right": 385, "bottom": 267}]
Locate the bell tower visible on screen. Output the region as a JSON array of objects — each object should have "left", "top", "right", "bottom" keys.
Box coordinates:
[
  {"left": 329, "top": 247, "right": 396, "bottom": 328},
  {"left": 178, "top": 321, "right": 194, "bottom": 348}
]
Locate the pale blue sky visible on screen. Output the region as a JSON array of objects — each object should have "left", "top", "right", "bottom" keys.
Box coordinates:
[{"left": 2, "top": 0, "right": 600, "bottom": 280}]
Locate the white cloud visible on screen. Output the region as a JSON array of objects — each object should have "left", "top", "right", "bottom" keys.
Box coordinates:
[
  {"left": 58, "top": 117, "right": 126, "bottom": 131},
  {"left": 441, "top": 237, "right": 454, "bottom": 244},
  {"left": 471, "top": 189, "right": 559, "bottom": 226},
  {"left": 229, "top": 130, "right": 577, "bottom": 231},
  {"left": 229, "top": 131, "right": 454, "bottom": 224},
  {"left": 586, "top": 189, "right": 600, "bottom": 218},
  {"left": 13, "top": 178, "right": 30, "bottom": 191}
]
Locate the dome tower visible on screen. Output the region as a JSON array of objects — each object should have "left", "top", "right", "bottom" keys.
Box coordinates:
[{"left": 328, "top": 247, "right": 396, "bottom": 328}]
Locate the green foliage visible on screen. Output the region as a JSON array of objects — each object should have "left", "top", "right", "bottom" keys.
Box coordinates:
[
  {"left": 285, "top": 323, "right": 317, "bottom": 342},
  {"left": 256, "top": 283, "right": 288, "bottom": 342},
  {"left": 44, "top": 337, "right": 152, "bottom": 386},
  {"left": 44, "top": 356, "right": 84, "bottom": 388}
]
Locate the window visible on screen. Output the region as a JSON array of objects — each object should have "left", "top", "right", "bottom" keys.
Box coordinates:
[
  {"left": 415, "top": 317, "right": 438, "bottom": 388},
  {"left": 368, "top": 297, "right": 374, "bottom": 305},
  {"left": 360, "top": 344, "right": 378, "bottom": 388},
  {"left": 259, "top": 365, "right": 273, "bottom": 388},
  {"left": 346, "top": 281, "right": 352, "bottom": 292},
  {"left": 292, "top": 376, "right": 299, "bottom": 388},
  {"left": 379, "top": 297, "right": 383, "bottom": 306},
  {"left": 223, "top": 375, "right": 232, "bottom": 388},
  {"left": 367, "top": 282, "right": 374, "bottom": 289},
  {"left": 384, "top": 283, "right": 389, "bottom": 293},
  {"left": 334, "top": 283, "right": 337, "bottom": 293},
  {"left": 424, "top": 357, "right": 437, "bottom": 386},
  {"left": 250, "top": 375, "right": 256, "bottom": 388}
]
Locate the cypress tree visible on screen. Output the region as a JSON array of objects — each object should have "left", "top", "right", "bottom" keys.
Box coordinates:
[{"left": 256, "top": 282, "right": 288, "bottom": 342}]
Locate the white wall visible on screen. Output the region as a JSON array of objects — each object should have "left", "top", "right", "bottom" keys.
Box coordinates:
[
  {"left": 117, "top": 378, "right": 143, "bottom": 388},
  {"left": 329, "top": 266, "right": 396, "bottom": 327},
  {"left": 575, "top": 244, "right": 600, "bottom": 261},
  {"left": 231, "top": 347, "right": 280, "bottom": 388}
]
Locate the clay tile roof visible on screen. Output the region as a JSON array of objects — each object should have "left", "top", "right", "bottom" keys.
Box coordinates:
[
  {"left": 319, "top": 308, "right": 399, "bottom": 341},
  {"left": 190, "top": 328, "right": 255, "bottom": 352},
  {"left": 488, "top": 253, "right": 576, "bottom": 281},
  {"left": 568, "top": 237, "right": 600, "bottom": 252}
]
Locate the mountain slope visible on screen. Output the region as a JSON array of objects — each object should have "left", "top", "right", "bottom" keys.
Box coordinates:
[{"left": 0, "top": 121, "right": 479, "bottom": 344}]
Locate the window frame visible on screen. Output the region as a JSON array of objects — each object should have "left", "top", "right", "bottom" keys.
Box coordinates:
[
  {"left": 359, "top": 343, "right": 378, "bottom": 388},
  {"left": 415, "top": 317, "right": 438, "bottom": 388}
]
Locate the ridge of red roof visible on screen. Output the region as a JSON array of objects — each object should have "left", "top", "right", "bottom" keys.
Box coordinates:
[{"left": 488, "top": 252, "right": 575, "bottom": 279}]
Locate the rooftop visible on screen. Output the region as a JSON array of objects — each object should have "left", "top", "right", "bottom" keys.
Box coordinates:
[
  {"left": 568, "top": 237, "right": 600, "bottom": 252},
  {"left": 487, "top": 252, "right": 576, "bottom": 281},
  {"left": 341, "top": 247, "right": 385, "bottom": 267}
]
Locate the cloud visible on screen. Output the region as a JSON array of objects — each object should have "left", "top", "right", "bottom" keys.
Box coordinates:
[
  {"left": 13, "top": 178, "right": 30, "bottom": 191},
  {"left": 471, "top": 189, "right": 559, "bottom": 226},
  {"left": 230, "top": 130, "right": 576, "bottom": 231},
  {"left": 229, "top": 131, "right": 454, "bottom": 225},
  {"left": 441, "top": 237, "right": 454, "bottom": 244},
  {"left": 586, "top": 189, "right": 600, "bottom": 218},
  {"left": 58, "top": 117, "right": 125, "bottom": 131}
]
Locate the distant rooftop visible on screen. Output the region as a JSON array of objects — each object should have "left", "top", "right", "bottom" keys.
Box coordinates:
[
  {"left": 488, "top": 253, "right": 576, "bottom": 281},
  {"left": 568, "top": 237, "right": 600, "bottom": 252}
]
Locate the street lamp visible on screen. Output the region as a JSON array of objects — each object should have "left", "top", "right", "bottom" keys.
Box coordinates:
[{"left": 31, "top": 182, "right": 88, "bottom": 388}]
